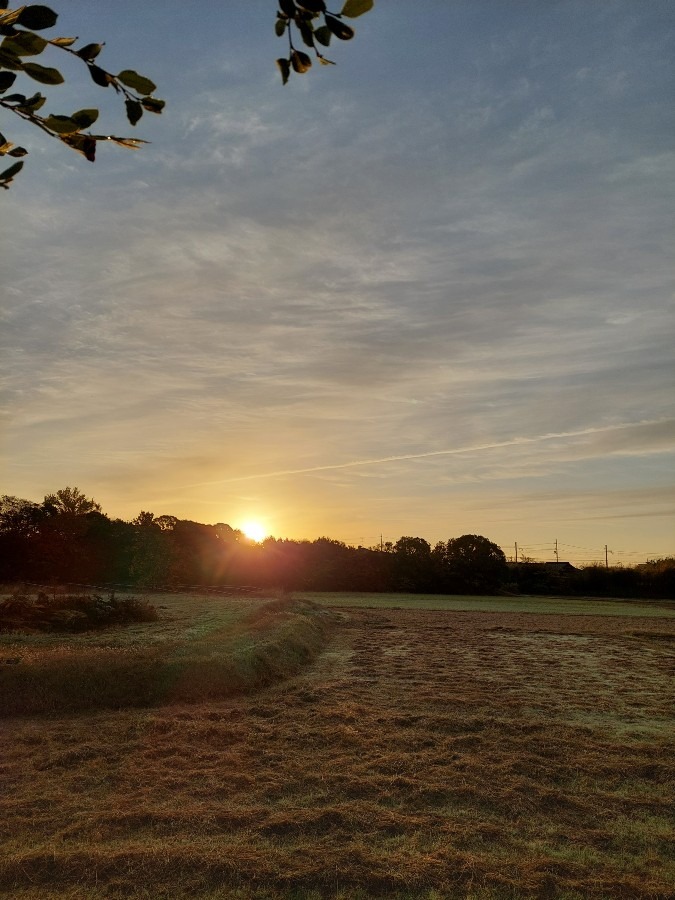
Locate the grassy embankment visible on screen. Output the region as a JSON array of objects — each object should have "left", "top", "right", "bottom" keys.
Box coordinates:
[
  {"left": 1, "top": 592, "right": 674, "bottom": 898},
  {"left": 0, "top": 591, "right": 332, "bottom": 715}
]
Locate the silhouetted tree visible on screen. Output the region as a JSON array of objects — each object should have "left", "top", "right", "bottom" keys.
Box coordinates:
[
  {"left": 0, "top": 494, "right": 44, "bottom": 579},
  {"left": 35, "top": 488, "right": 105, "bottom": 581},
  {"left": 3, "top": 488, "right": 668, "bottom": 599},
  {"left": 392, "top": 536, "right": 433, "bottom": 591},
  {"left": 43, "top": 486, "right": 101, "bottom": 516},
  {"left": 635, "top": 558, "right": 675, "bottom": 599},
  {"left": 129, "top": 512, "right": 171, "bottom": 588},
  {"left": 509, "top": 562, "right": 554, "bottom": 596},
  {"left": 0, "top": 494, "right": 43, "bottom": 532},
  {"left": 433, "top": 534, "right": 507, "bottom": 594},
  {"left": 305, "top": 537, "right": 353, "bottom": 590},
  {"left": 349, "top": 545, "right": 393, "bottom": 592}
]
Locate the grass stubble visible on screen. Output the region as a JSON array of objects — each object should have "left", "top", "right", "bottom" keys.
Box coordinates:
[{"left": 0, "top": 594, "right": 673, "bottom": 899}]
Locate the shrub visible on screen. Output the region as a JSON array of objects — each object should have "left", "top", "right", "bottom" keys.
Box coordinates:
[{"left": 0, "top": 590, "right": 158, "bottom": 632}]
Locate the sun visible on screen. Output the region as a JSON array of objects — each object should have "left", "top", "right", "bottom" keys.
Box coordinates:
[{"left": 241, "top": 520, "right": 267, "bottom": 543}]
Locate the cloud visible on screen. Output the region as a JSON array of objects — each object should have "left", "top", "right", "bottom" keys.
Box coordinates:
[{"left": 185, "top": 419, "right": 675, "bottom": 486}]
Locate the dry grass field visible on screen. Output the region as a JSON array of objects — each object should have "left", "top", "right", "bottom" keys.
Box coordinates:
[{"left": 1, "top": 593, "right": 673, "bottom": 899}]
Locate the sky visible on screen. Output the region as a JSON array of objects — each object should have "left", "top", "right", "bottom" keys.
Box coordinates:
[{"left": 2, "top": 1, "right": 674, "bottom": 566}]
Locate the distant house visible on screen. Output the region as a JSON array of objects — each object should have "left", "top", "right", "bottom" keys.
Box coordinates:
[
  {"left": 506, "top": 559, "right": 579, "bottom": 594},
  {"left": 543, "top": 561, "right": 577, "bottom": 574},
  {"left": 507, "top": 561, "right": 577, "bottom": 573}
]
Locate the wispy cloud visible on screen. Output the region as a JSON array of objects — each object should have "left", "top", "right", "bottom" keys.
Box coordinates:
[{"left": 188, "top": 420, "right": 675, "bottom": 485}]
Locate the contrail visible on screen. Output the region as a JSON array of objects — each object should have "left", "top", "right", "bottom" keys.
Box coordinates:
[{"left": 190, "top": 418, "right": 671, "bottom": 486}]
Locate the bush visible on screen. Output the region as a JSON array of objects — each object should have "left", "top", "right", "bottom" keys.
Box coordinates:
[{"left": 0, "top": 590, "right": 158, "bottom": 632}]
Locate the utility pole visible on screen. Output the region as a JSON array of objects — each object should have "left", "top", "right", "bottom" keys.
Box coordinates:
[
  {"left": 555, "top": 538, "right": 559, "bottom": 563},
  {"left": 605, "top": 545, "right": 609, "bottom": 569},
  {"left": 514, "top": 542, "right": 518, "bottom": 563},
  {"left": 380, "top": 534, "right": 384, "bottom": 552}
]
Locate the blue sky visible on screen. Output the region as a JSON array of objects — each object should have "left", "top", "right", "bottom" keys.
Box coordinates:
[{"left": 2, "top": 1, "right": 674, "bottom": 564}]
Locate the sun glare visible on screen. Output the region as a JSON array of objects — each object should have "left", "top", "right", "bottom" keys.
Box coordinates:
[{"left": 241, "top": 521, "right": 266, "bottom": 543}]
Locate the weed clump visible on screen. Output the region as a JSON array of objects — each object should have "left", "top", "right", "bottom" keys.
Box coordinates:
[{"left": 0, "top": 590, "right": 158, "bottom": 633}]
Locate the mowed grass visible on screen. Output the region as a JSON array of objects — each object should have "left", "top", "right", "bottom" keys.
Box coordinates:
[
  {"left": 299, "top": 591, "right": 675, "bottom": 617},
  {"left": 1, "top": 593, "right": 674, "bottom": 898}
]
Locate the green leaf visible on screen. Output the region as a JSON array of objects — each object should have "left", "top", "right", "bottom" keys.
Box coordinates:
[
  {"left": 2, "top": 30, "right": 48, "bottom": 55},
  {"left": 19, "top": 91, "right": 45, "bottom": 110},
  {"left": 298, "top": 19, "right": 315, "bottom": 48},
  {"left": 17, "top": 5, "right": 58, "bottom": 30},
  {"left": 0, "top": 159, "right": 23, "bottom": 185},
  {"left": 76, "top": 42, "right": 103, "bottom": 61},
  {"left": 0, "top": 46, "right": 23, "bottom": 69},
  {"left": 8, "top": 145, "right": 27, "bottom": 156},
  {"left": 291, "top": 49, "right": 311, "bottom": 73},
  {"left": 70, "top": 107, "right": 98, "bottom": 128},
  {"left": 279, "top": 0, "right": 296, "bottom": 16},
  {"left": 0, "top": 69, "right": 16, "bottom": 90},
  {"left": 43, "top": 114, "right": 80, "bottom": 134},
  {"left": 50, "top": 36, "right": 78, "bottom": 47},
  {"left": 325, "top": 14, "right": 354, "bottom": 40},
  {"left": 125, "top": 98, "right": 142, "bottom": 126},
  {"left": 117, "top": 69, "right": 156, "bottom": 95},
  {"left": 61, "top": 132, "right": 96, "bottom": 161},
  {"left": 22, "top": 61, "right": 64, "bottom": 83},
  {"left": 297, "top": 0, "right": 325, "bottom": 12},
  {"left": 88, "top": 64, "right": 111, "bottom": 87},
  {"left": 313, "top": 25, "right": 331, "bottom": 46},
  {"left": 141, "top": 96, "right": 164, "bottom": 114},
  {"left": 340, "top": 0, "right": 373, "bottom": 17},
  {"left": 274, "top": 17, "right": 286, "bottom": 37},
  {"left": 276, "top": 57, "right": 290, "bottom": 85}
]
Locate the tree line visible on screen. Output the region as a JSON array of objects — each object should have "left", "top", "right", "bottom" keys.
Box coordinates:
[{"left": 1, "top": 488, "right": 673, "bottom": 599}]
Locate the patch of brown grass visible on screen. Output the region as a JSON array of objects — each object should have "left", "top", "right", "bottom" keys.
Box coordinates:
[{"left": 1, "top": 606, "right": 673, "bottom": 898}]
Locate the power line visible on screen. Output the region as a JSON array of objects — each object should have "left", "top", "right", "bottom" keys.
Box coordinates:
[{"left": 503, "top": 538, "right": 672, "bottom": 566}]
